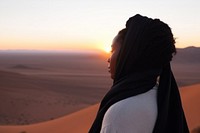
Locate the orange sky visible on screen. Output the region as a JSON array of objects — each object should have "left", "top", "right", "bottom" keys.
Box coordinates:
[{"left": 0, "top": 0, "right": 200, "bottom": 52}]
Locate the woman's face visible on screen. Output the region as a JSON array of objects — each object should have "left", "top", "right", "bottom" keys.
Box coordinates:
[{"left": 108, "top": 35, "right": 121, "bottom": 79}]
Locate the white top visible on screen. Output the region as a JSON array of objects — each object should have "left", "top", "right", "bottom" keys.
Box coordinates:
[{"left": 100, "top": 86, "right": 158, "bottom": 133}]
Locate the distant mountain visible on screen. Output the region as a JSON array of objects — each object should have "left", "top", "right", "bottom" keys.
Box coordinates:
[
  {"left": 9, "top": 64, "right": 41, "bottom": 70},
  {"left": 171, "top": 47, "right": 200, "bottom": 86},
  {"left": 173, "top": 46, "right": 200, "bottom": 64}
]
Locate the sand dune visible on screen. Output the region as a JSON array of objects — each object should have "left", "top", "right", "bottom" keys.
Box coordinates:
[
  {"left": 180, "top": 84, "right": 200, "bottom": 130},
  {"left": 0, "top": 84, "right": 199, "bottom": 133},
  {"left": 0, "top": 104, "right": 99, "bottom": 133},
  {"left": 0, "top": 70, "right": 111, "bottom": 125}
]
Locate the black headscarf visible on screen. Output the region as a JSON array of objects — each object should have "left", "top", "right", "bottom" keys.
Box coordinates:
[{"left": 89, "top": 14, "right": 189, "bottom": 133}]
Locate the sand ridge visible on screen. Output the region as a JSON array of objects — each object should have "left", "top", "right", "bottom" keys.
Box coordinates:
[
  {"left": 0, "top": 84, "right": 200, "bottom": 133},
  {"left": 0, "top": 104, "right": 99, "bottom": 133}
]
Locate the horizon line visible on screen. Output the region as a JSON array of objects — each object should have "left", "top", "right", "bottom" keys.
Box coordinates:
[{"left": 0, "top": 46, "right": 199, "bottom": 55}]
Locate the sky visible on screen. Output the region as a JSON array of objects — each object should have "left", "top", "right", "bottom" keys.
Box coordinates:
[{"left": 0, "top": 0, "right": 200, "bottom": 52}]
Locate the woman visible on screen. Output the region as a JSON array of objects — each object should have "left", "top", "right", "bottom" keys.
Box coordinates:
[{"left": 89, "top": 14, "right": 189, "bottom": 133}]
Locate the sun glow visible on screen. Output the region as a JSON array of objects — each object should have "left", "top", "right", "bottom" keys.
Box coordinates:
[{"left": 103, "top": 45, "right": 111, "bottom": 53}]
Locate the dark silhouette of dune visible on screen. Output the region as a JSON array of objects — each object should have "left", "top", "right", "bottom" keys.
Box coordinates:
[
  {"left": 9, "top": 64, "right": 41, "bottom": 70},
  {"left": 173, "top": 47, "right": 200, "bottom": 64},
  {"left": 171, "top": 47, "right": 200, "bottom": 86}
]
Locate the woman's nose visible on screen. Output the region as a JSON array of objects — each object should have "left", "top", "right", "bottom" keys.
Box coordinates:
[{"left": 107, "top": 58, "right": 110, "bottom": 63}]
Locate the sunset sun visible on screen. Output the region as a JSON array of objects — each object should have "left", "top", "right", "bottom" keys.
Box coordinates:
[{"left": 104, "top": 45, "right": 111, "bottom": 53}]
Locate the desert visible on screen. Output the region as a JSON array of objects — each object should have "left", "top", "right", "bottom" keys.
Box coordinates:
[{"left": 0, "top": 47, "right": 200, "bottom": 132}]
